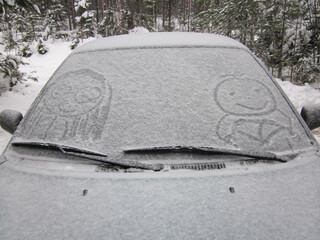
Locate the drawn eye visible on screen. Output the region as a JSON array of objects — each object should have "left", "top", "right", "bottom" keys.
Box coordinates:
[
  {"left": 51, "top": 85, "right": 72, "bottom": 98},
  {"left": 76, "top": 87, "right": 101, "bottom": 103},
  {"left": 229, "top": 91, "right": 235, "bottom": 96}
]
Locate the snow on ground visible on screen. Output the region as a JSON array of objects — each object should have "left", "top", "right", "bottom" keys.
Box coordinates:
[
  {"left": 276, "top": 79, "right": 320, "bottom": 143},
  {"left": 276, "top": 79, "right": 320, "bottom": 113},
  {"left": 0, "top": 39, "right": 319, "bottom": 152}
]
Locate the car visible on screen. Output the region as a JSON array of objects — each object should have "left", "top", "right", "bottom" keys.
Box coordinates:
[{"left": 0, "top": 32, "right": 320, "bottom": 239}]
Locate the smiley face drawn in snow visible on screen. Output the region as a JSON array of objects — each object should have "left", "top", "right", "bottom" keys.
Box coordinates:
[
  {"left": 214, "top": 76, "right": 298, "bottom": 151},
  {"left": 214, "top": 78, "right": 276, "bottom": 116},
  {"left": 44, "top": 70, "right": 106, "bottom": 116}
]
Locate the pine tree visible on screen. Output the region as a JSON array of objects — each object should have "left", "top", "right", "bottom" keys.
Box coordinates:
[
  {"left": 75, "top": 0, "right": 95, "bottom": 39},
  {"left": 122, "top": 0, "right": 156, "bottom": 31},
  {"left": 0, "top": 0, "right": 40, "bottom": 94},
  {"left": 98, "top": 9, "right": 120, "bottom": 36},
  {"left": 37, "top": 39, "right": 48, "bottom": 55},
  {"left": 134, "top": 0, "right": 155, "bottom": 31},
  {"left": 0, "top": 53, "right": 26, "bottom": 94},
  {"left": 43, "top": 0, "right": 67, "bottom": 40}
]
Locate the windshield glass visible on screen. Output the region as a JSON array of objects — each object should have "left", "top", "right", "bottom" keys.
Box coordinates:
[{"left": 13, "top": 47, "right": 314, "bottom": 156}]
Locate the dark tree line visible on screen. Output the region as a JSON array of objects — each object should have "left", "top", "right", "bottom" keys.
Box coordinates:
[{"left": 1, "top": 0, "right": 319, "bottom": 93}]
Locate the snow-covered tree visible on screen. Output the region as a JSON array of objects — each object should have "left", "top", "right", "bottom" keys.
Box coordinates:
[
  {"left": 192, "top": 0, "right": 319, "bottom": 84},
  {"left": 0, "top": 0, "right": 39, "bottom": 12},
  {"left": 0, "top": 0, "right": 40, "bottom": 94},
  {"left": 0, "top": 0, "right": 319, "bottom": 86},
  {"left": 70, "top": 33, "right": 80, "bottom": 50},
  {"left": 98, "top": 9, "right": 120, "bottom": 37},
  {"left": 75, "top": 0, "right": 95, "bottom": 38},
  {"left": 126, "top": 0, "right": 155, "bottom": 31},
  {"left": 37, "top": 39, "right": 48, "bottom": 55},
  {"left": 43, "top": 0, "right": 67, "bottom": 40},
  {"left": 0, "top": 53, "right": 25, "bottom": 93}
]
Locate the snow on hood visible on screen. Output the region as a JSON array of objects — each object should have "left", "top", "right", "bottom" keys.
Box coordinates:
[
  {"left": 72, "top": 32, "right": 248, "bottom": 54},
  {"left": 0, "top": 154, "right": 320, "bottom": 239}
]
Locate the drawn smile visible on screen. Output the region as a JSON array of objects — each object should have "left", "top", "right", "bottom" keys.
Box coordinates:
[{"left": 236, "top": 101, "right": 268, "bottom": 111}]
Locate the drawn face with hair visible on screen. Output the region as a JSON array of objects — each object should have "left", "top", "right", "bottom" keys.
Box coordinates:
[
  {"left": 214, "top": 78, "right": 276, "bottom": 116},
  {"left": 19, "top": 69, "right": 112, "bottom": 141},
  {"left": 44, "top": 71, "right": 105, "bottom": 116}
]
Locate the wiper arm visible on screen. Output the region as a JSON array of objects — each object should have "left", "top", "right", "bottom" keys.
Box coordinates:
[
  {"left": 124, "top": 146, "right": 294, "bottom": 162},
  {"left": 11, "top": 141, "right": 163, "bottom": 171}
]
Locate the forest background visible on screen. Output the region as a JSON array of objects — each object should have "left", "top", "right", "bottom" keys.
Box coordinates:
[{"left": 0, "top": 0, "right": 319, "bottom": 94}]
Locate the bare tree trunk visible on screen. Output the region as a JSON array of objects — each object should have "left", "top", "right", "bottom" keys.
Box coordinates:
[
  {"left": 67, "top": 0, "right": 76, "bottom": 30},
  {"left": 277, "top": 0, "right": 287, "bottom": 79},
  {"left": 168, "top": 0, "right": 172, "bottom": 31},
  {"left": 126, "top": 0, "right": 135, "bottom": 29},
  {"left": 314, "top": 0, "right": 319, "bottom": 64},
  {"left": 188, "top": 0, "right": 191, "bottom": 31},
  {"left": 94, "top": 0, "right": 100, "bottom": 23},
  {"left": 163, "top": 0, "right": 166, "bottom": 29},
  {"left": 100, "top": 0, "right": 104, "bottom": 18},
  {"left": 182, "top": 0, "right": 186, "bottom": 31},
  {"left": 72, "top": 0, "right": 76, "bottom": 29},
  {"left": 66, "top": 0, "right": 72, "bottom": 30},
  {"left": 154, "top": 1, "right": 158, "bottom": 30}
]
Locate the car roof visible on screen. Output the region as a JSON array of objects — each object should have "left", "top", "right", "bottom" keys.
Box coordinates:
[{"left": 72, "top": 32, "right": 248, "bottom": 54}]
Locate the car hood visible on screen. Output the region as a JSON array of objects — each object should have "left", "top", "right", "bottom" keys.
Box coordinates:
[{"left": 0, "top": 154, "right": 320, "bottom": 240}]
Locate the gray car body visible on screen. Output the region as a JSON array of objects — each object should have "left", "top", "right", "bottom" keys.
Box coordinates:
[{"left": 1, "top": 32, "right": 319, "bottom": 239}]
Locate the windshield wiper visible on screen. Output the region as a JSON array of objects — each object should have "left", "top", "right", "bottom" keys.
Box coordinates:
[
  {"left": 124, "top": 146, "right": 294, "bottom": 162},
  {"left": 11, "top": 141, "right": 163, "bottom": 171}
]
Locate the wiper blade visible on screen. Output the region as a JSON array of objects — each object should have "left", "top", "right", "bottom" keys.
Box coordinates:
[
  {"left": 124, "top": 146, "right": 294, "bottom": 162},
  {"left": 11, "top": 141, "right": 163, "bottom": 171}
]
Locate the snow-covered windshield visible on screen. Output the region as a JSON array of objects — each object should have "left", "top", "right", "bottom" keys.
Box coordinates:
[{"left": 15, "top": 47, "right": 313, "bottom": 156}]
